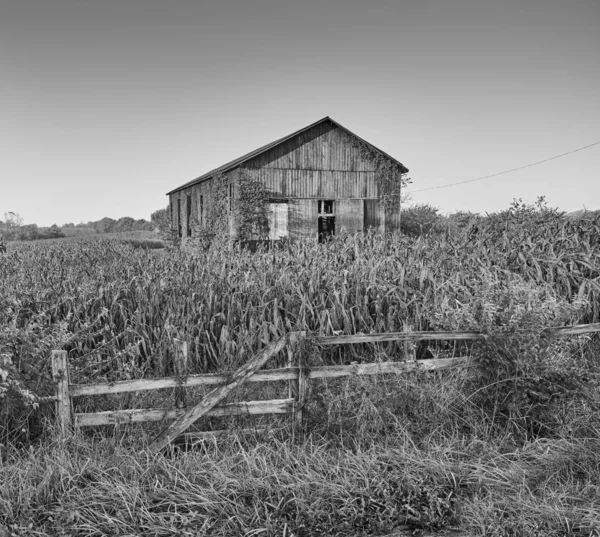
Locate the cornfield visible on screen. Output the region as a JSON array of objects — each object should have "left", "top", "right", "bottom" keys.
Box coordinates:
[
  {"left": 2, "top": 209, "right": 600, "bottom": 536},
  {"left": 1, "top": 209, "right": 600, "bottom": 431}
]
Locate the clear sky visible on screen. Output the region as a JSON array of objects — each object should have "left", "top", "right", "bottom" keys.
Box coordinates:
[{"left": 1, "top": 0, "right": 598, "bottom": 227}]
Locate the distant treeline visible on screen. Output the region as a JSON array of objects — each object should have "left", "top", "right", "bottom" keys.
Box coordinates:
[
  {"left": 61, "top": 217, "right": 154, "bottom": 236},
  {"left": 1, "top": 213, "right": 155, "bottom": 242}
]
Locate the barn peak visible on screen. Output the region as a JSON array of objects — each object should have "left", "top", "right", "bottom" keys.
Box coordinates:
[{"left": 167, "top": 116, "right": 408, "bottom": 195}]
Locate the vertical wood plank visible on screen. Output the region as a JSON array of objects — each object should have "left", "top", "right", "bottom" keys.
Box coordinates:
[
  {"left": 174, "top": 339, "right": 188, "bottom": 408},
  {"left": 337, "top": 199, "right": 364, "bottom": 235},
  {"left": 295, "top": 350, "right": 309, "bottom": 431},
  {"left": 51, "top": 350, "right": 71, "bottom": 435},
  {"left": 287, "top": 344, "right": 295, "bottom": 400},
  {"left": 403, "top": 324, "right": 417, "bottom": 362}
]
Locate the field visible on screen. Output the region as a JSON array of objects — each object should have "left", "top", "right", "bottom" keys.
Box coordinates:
[{"left": 1, "top": 207, "right": 600, "bottom": 536}]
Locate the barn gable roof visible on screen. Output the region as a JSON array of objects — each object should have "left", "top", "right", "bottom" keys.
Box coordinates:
[{"left": 166, "top": 116, "right": 408, "bottom": 195}]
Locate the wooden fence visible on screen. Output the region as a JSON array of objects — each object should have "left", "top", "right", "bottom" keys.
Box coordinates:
[{"left": 48, "top": 323, "right": 600, "bottom": 452}]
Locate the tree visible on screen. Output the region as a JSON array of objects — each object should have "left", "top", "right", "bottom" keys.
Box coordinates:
[
  {"left": 151, "top": 207, "right": 171, "bottom": 235},
  {"left": 400, "top": 204, "right": 442, "bottom": 237},
  {"left": 2, "top": 212, "right": 25, "bottom": 240}
]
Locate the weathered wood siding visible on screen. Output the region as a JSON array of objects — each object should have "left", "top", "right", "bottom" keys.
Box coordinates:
[
  {"left": 169, "top": 119, "right": 400, "bottom": 242},
  {"left": 248, "top": 121, "right": 375, "bottom": 172},
  {"left": 337, "top": 199, "right": 364, "bottom": 235},
  {"left": 169, "top": 169, "right": 238, "bottom": 243},
  {"left": 364, "top": 199, "right": 383, "bottom": 231},
  {"left": 244, "top": 122, "right": 379, "bottom": 200},
  {"left": 243, "top": 168, "right": 378, "bottom": 199},
  {"left": 289, "top": 200, "right": 318, "bottom": 240}
]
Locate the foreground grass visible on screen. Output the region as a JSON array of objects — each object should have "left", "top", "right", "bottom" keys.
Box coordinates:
[{"left": 1, "top": 428, "right": 599, "bottom": 537}]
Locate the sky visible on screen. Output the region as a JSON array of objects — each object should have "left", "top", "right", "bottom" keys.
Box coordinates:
[{"left": 1, "top": 0, "right": 598, "bottom": 227}]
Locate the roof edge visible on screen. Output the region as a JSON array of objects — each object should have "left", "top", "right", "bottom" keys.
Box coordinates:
[{"left": 166, "top": 116, "right": 408, "bottom": 196}]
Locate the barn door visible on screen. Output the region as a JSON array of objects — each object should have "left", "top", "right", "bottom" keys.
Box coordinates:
[
  {"left": 268, "top": 202, "right": 289, "bottom": 240},
  {"left": 337, "top": 199, "right": 364, "bottom": 235},
  {"left": 363, "top": 200, "right": 381, "bottom": 231}
]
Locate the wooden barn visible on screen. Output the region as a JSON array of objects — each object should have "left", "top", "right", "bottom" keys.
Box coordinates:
[{"left": 166, "top": 116, "right": 409, "bottom": 244}]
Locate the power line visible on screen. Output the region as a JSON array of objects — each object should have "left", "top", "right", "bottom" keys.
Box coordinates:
[{"left": 411, "top": 140, "right": 600, "bottom": 193}]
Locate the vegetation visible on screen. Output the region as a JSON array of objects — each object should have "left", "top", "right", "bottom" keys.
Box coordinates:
[
  {"left": 61, "top": 216, "right": 154, "bottom": 235},
  {"left": 234, "top": 168, "right": 270, "bottom": 241},
  {"left": 1, "top": 212, "right": 65, "bottom": 241},
  {"left": 0, "top": 212, "right": 155, "bottom": 243},
  {"left": 1, "top": 200, "right": 600, "bottom": 535}
]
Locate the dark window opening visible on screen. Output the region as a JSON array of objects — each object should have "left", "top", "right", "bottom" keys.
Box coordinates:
[
  {"left": 186, "top": 194, "right": 192, "bottom": 237},
  {"left": 318, "top": 200, "right": 334, "bottom": 214},
  {"left": 318, "top": 216, "right": 336, "bottom": 243},
  {"left": 229, "top": 183, "right": 233, "bottom": 213},
  {"left": 317, "top": 200, "right": 335, "bottom": 242},
  {"left": 200, "top": 195, "right": 204, "bottom": 227},
  {"left": 177, "top": 199, "right": 182, "bottom": 238}
]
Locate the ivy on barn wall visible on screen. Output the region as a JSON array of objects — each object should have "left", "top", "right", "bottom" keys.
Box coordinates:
[
  {"left": 182, "top": 169, "right": 271, "bottom": 248},
  {"left": 352, "top": 139, "right": 411, "bottom": 210},
  {"left": 188, "top": 173, "right": 229, "bottom": 249},
  {"left": 234, "top": 168, "right": 270, "bottom": 241}
]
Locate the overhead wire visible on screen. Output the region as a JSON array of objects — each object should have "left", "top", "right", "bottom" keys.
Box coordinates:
[{"left": 410, "top": 140, "right": 600, "bottom": 193}]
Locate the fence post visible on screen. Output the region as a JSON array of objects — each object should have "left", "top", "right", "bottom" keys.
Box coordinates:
[
  {"left": 295, "top": 350, "right": 309, "bottom": 431},
  {"left": 51, "top": 350, "right": 72, "bottom": 435},
  {"left": 403, "top": 323, "right": 417, "bottom": 362},
  {"left": 287, "top": 344, "right": 294, "bottom": 400},
  {"left": 174, "top": 339, "right": 188, "bottom": 409}
]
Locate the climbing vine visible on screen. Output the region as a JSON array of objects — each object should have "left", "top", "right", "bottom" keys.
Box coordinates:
[
  {"left": 189, "top": 173, "right": 229, "bottom": 249},
  {"left": 235, "top": 168, "right": 270, "bottom": 241},
  {"left": 352, "top": 139, "right": 411, "bottom": 210}
]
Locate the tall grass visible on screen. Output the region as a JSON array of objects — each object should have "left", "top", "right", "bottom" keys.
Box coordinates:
[{"left": 2, "top": 209, "right": 600, "bottom": 535}]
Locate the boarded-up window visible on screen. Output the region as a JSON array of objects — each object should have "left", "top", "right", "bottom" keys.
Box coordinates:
[
  {"left": 177, "top": 199, "right": 182, "bottom": 238},
  {"left": 268, "top": 202, "right": 288, "bottom": 240},
  {"left": 186, "top": 194, "right": 192, "bottom": 237}
]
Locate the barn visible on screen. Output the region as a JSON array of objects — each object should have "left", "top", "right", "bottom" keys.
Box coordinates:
[{"left": 166, "top": 116, "right": 409, "bottom": 245}]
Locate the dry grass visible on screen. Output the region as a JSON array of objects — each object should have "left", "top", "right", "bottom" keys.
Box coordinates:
[
  {"left": 1, "top": 425, "right": 599, "bottom": 536},
  {"left": 2, "top": 209, "right": 600, "bottom": 535}
]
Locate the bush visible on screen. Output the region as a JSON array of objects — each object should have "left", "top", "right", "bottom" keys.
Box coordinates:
[
  {"left": 400, "top": 203, "right": 442, "bottom": 236},
  {"left": 427, "top": 273, "right": 596, "bottom": 440}
]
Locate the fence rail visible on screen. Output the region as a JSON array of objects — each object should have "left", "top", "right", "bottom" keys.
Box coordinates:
[{"left": 48, "top": 322, "right": 600, "bottom": 451}]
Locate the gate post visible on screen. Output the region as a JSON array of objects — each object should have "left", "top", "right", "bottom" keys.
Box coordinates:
[
  {"left": 51, "top": 350, "right": 72, "bottom": 435},
  {"left": 174, "top": 339, "right": 188, "bottom": 408},
  {"left": 295, "top": 349, "right": 310, "bottom": 431}
]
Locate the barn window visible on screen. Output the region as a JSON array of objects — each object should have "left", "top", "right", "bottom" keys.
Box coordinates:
[
  {"left": 199, "top": 195, "right": 204, "bottom": 226},
  {"left": 229, "top": 183, "right": 233, "bottom": 213},
  {"left": 268, "top": 202, "right": 288, "bottom": 240},
  {"left": 186, "top": 194, "right": 192, "bottom": 237},
  {"left": 177, "top": 199, "right": 182, "bottom": 238},
  {"left": 317, "top": 200, "right": 335, "bottom": 242},
  {"left": 318, "top": 200, "right": 334, "bottom": 215}
]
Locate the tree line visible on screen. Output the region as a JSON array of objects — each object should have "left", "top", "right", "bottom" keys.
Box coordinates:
[{"left": 0, "top": 212, "right": 155, "bottom": 242}]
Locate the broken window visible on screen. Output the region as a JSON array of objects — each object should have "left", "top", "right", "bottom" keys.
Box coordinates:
[
  {"left": 318, "top": 200, "right": 334, "bottom": 214},
  {"left": 318, "top": 200, "right": 335, "bottom": 243},
  {"left": 177, "top": 199, "right": 182, "bottom": 238},
  {"left": 186, "top": 194, "right": 192, "bottom": 237}
]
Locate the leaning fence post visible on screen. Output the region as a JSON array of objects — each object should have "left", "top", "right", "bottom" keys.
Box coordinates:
[
  {"left": 174, "top": 339, "right": 188, "bottom": 409},
  {"left": 51, "top": 350, "right": 72, "bottom": 435}
]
